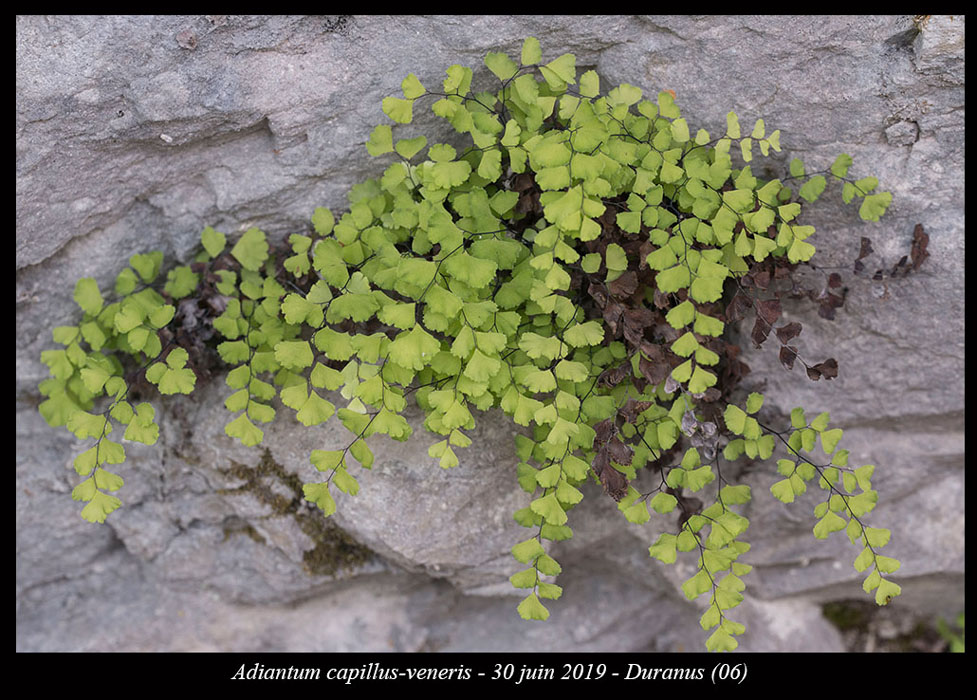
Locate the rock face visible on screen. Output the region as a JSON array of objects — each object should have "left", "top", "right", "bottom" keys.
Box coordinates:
[{"left": 17, "top": 15, "right": 964, "bottom": 652}]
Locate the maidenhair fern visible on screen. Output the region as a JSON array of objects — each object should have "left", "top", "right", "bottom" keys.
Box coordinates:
[{"left": 37, "top": 37, "right": 903, "bottom": 651}]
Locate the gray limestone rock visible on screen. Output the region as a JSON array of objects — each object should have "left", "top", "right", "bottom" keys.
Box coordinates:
[{"left": 17, "top": 15, "right": 964, "bottom": 652}]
